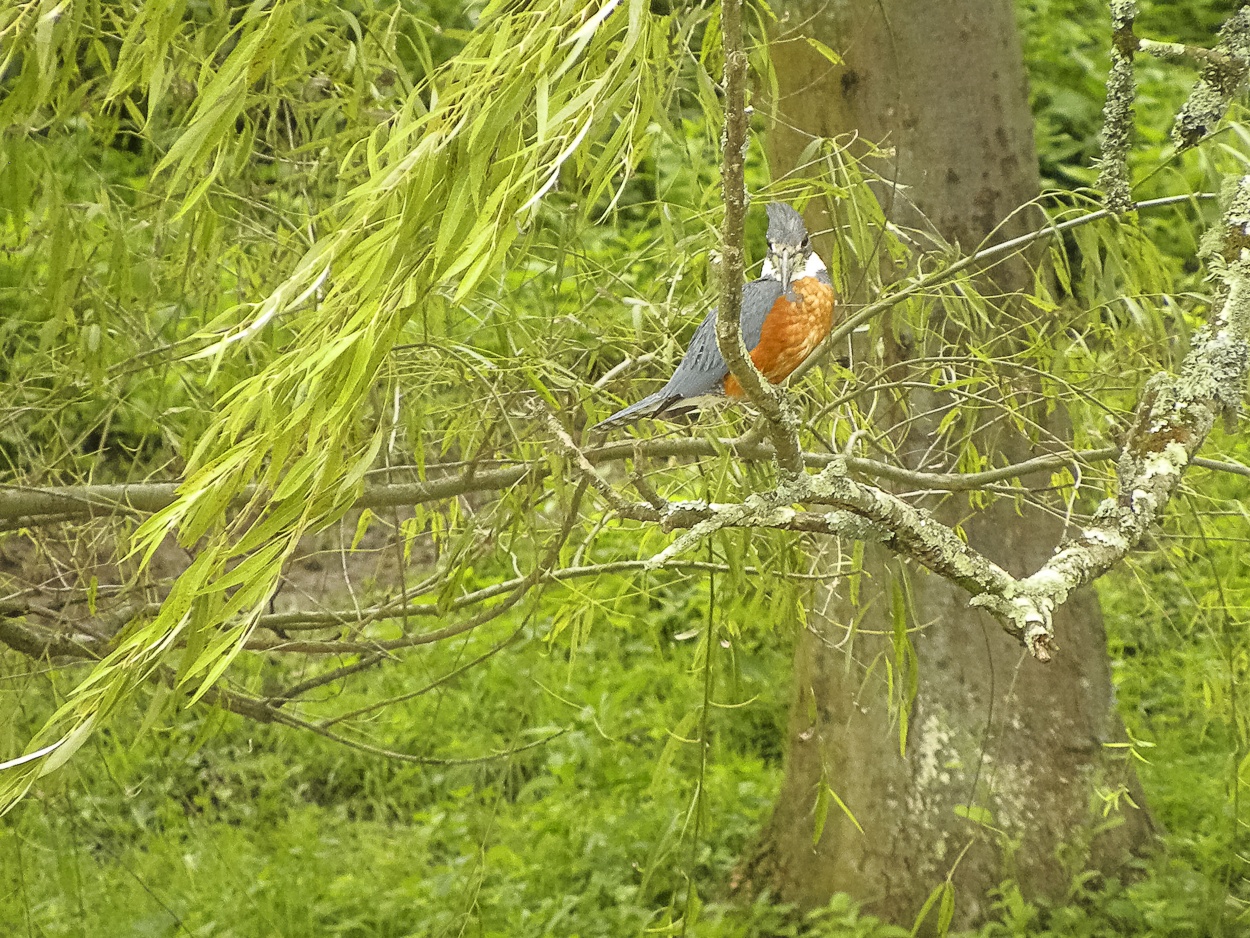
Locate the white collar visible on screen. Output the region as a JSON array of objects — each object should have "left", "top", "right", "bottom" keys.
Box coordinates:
[{"left": 760, "top": 251, "right": 827, "bottom": 281}]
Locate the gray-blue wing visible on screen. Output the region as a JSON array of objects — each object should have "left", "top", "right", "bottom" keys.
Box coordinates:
[
  {"left": 590, "top": 278, "right": 784, "bottom": 430},
  {"left": 739, "top": 277, "right": 786, "bottom": 351},
  {"left": 658, "top": 278, "right": 784, "bottom": 399}
]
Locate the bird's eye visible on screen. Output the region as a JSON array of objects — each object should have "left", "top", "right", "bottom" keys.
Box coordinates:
[{"left": 802, "top": 235, "right": 811, "bottom": 249}]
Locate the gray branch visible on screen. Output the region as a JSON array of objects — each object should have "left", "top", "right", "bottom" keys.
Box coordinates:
[
  {"left": 622, "top": 463, "right": 1036, "bottom": 653},
  {"left": 1, "top": 439, "right": 1133, "bottom": 529},
  {"left": 1139, "top": 38, "right": 1243, "bottom": 70},
  {"left": 1096, "top": 0, "right": 1137, "bottom": 214},
  {"left": 715, "top": 0, "right": 804, "bottom": 476},
  {"left": 1172, "top": 8, "right": 1250, "bottom": 150}
]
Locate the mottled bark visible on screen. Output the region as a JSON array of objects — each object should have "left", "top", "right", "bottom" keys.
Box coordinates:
[
  {"left": 751, "top": 0, "right": 1154, "bottom": 925},
  {"left": 716, "top": 0, "right": 805, "bottom": 474},
  {"left": 1098, "top": 0, "right": 1137, "bottom": 212}
]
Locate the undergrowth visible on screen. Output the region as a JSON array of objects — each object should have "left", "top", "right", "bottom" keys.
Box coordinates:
[{"left": 2, "top": 520, "right": 1248, "bottom": 937}]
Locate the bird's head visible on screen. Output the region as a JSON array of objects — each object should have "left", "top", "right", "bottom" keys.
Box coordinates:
[{"left": 762, "top": 203, "right": 814, "bottom": 292}]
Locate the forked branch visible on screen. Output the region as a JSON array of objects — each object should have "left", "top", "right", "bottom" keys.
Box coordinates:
[{"left": 630, "top": 177, "right": 1250, "bottom": 659}]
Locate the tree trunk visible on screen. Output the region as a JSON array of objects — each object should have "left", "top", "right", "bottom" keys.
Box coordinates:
[{"left": 748, "top": 0, "right": 1154, "bottom": 926}]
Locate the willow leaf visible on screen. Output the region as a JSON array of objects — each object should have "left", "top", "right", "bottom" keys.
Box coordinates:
[{"left": 2, "top": 0, "right": 677, "bottom": 807}]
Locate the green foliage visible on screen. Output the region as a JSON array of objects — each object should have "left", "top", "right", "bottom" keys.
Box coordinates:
[
  {"left": 1, "top": 0, "right": 898, "bottom": 809},
  {"left": 3, "top": 523, "right": 1248, "bottom": 934},
  {"left": 1, "top": 578, "right": 799, "bottom": 936},
  {"left": 13, "top": 0, "right": 1245, "bottom": 813},
  {"left": 1, "top": 0, "right": 452, "bottom": 476},
  {"left": 4, "top": 0, "right": 1250, "bottom": 932},
  {"left": 0, "top": 0, "right": 692, "bottom": 805}
]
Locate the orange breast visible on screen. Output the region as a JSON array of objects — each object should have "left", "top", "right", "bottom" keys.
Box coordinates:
[{"left": 724, "top": 277, "right": 836, "bottom": 397}]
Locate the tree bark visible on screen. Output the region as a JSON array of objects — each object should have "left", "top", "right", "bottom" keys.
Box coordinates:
[{"left": 749, "top": 0, "right": 1154, "bottom": 926}]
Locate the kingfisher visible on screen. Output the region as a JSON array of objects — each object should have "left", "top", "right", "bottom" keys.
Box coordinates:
[{"left": 591, "top": 203, "right": 836, "bottom": 429}]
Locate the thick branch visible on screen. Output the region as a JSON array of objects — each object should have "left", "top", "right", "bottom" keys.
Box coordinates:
[
  {"left": 1172, "top": 8, "right": 1250, "bottom": 150},
  {"left": 0, "top": 614, "right": 103, "bottom": 661},
  {"left": 623, "top": 463, "right": 1034, "bottom": 652},
  {"left": 1139, "top": 38, "right": 1243, "bottom": 70},
  {"left": 0, "top": 440, "right": 1129, "bottom": 530},
  {"left": 636, "top": 179, "right": 1250, "bottom": 659}
]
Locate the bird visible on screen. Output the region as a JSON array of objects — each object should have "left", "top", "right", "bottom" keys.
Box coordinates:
[{"left": 590, "top": 203, "right": 836, "bottom": 430}]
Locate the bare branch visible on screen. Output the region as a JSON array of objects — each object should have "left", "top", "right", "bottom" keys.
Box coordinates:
[
  {"left": 0, "top": 438, "right": 1134, "bottom": 530},
  {"left": 1097, "top": 0, "right": 1138, "bottom": 213},
  {"left": 1139, "top": 38, "right": 1243, "bottom": 71},
  {"left": 539, "top": 405, "right": 643, "bottom": 515},
  {"left": 267, "top": 653, "right": 389, "bottom": 704},
  {"left": 166, "top": 666, "right": 565, "bottom": 765},
  {"left": 0, "top": 614, "right": 103, "bottom": 661},
  {"left": 265, "top": 708, "right": 568, "bottom": 766},
  {"left": 623, "top": 464, "right": 1029, "bottom": 649},
  {"left": 316, "top": 625, "right": 526, "bottom": 726},
  {"left": 716, "top": 0, "right": 804, "bottom": 476},
  {"left": 1172, "top": 8, "right": 1250, "bottom": 150}
]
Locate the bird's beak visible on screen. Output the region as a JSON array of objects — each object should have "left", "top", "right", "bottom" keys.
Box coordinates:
[{"left": 776, "top": 250, "right": 793, "bottom": 293}]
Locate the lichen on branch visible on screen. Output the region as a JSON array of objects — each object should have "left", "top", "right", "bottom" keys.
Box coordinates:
[
  {"left": 1096, "top": 0, "right": 1138, "bottom": 213},
  {"left": 715, "top": 0, "right": 804, "bottom": 477},
  {"left": 637, "top": 176, "right": 1250, "bottom": 660},
  {"left": 1172, "top": 8, "right": 1250, "bottom": 149}
]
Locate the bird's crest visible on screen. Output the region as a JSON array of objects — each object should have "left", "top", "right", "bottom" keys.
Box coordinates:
[{"left": 765, "top": 203, "right": 808, "bottom": 246}]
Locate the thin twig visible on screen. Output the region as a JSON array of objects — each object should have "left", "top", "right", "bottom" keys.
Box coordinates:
[{"left": 789, "top": 193, "right": 1215, "bottom": 387}]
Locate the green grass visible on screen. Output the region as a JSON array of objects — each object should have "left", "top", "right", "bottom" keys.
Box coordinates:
[
  {"left": 3, "top": 527, "right": 1249, "bottom": 938},
  {"left": 2, "top": 604, "right": 805, "bottom": 937}
]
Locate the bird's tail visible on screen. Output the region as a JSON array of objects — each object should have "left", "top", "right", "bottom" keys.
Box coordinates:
[{"left": 588, "top": 390, "right": 678, "bottom": 431}]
